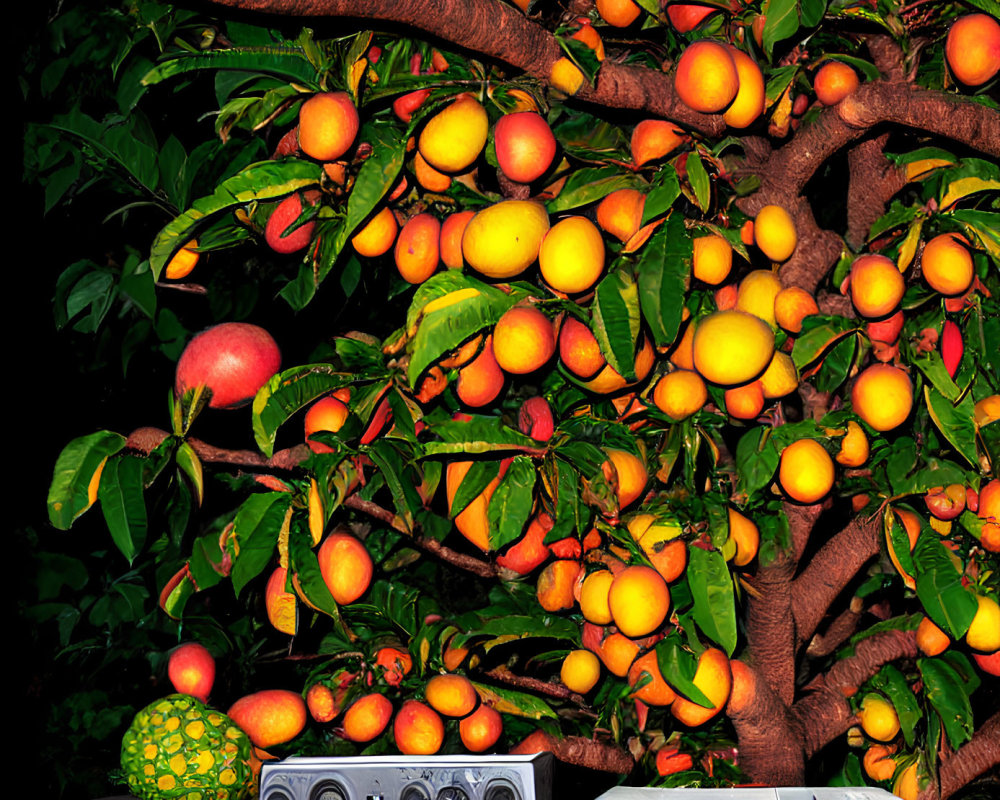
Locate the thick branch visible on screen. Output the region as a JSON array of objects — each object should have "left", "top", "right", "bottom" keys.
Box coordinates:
[
  {"left": 784, "top": 501, "right": 824, "bottom": 565},
  {"left": 745, "top": 552, "right": 797, "bottom": 706},
  {"left": 805, "top": 596, "right": 863, "bottom": 658},
  {"left": 512, "top": 730, "right": 634, "bottom": 774},
  {"left": 792, "top": 513, "right": 881, "bottom": 644},
  {"left": 484, "top": 665, "right": 583, "bottom": 703},
  {"left": 792, "top": 629, "right": 918, "bottom": 756},
  {"left": 846, "top": 133, "right": 907, "bottom": 250},
  {"left": 937, "top": 711, "right": 1000, "bottom": 800}
]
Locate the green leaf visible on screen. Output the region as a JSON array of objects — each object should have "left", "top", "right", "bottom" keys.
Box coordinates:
[
  {"left": 472, "top": 681, "right": 557, "bottom": 719},
  {"left": 423, "top": 416, "right": 540, "bottom": 457},
  {"left": 924, "top": 385, "right": 978, "bottom": 467},
  {"left": 685, "top": 150, "right": 710, "bottom": 213},
  {"left": 47, "top": 431, "right": 126, "bottom": 529},
  {"left": 288, "top": 522, "right": 343, "bottom": 625},
  {"left": 642, "top": 167, "right": 681, "bottom": 225},
  {"left": 918, "top": 657, "right": 975, "bottom": 750},
  {"left": 791, "top": 315, "right": 858, "bottom": 369},
  {"left": 151, "top": 159, "right": 321, "bottom": 277},
  {"left": 545, "top": 167, "right": 645, "bottom": 214},
  {"left": 97, "top": 456, "right": 148, "bottom": 565},
  {"left": 142, "top": 47, "right": 322, "bottom": 87},
  {"left": 870, "top": 664, "right": 922, "bottom": 748},
  {"left": 365, "top": 440, "right": 418, "bottom": 533},
  {"left": 636, "top": 214, "right": 690, "bottom": 348},
  {"left": 487, "top": 456, "right": 536, "bottom": 551},
  {"left": 913, "top": 352, "right": 961, "bottom": 403},
  {"left": 654, "top": 634, "right": 713, "bottom": 707},
  {"left": 592, "top": 269, "right": 641, "bottom": 380},
  {"left": 799, "top": 0, "right": 827, "bottom": 28},
  {"left": 175, "top": 441, "right": 204, "bottom": 507},
  {"left": 762, "top": 0, "right": 800, "bottom": 58},
  {"left": 230, "top": 493, "right": 293, "bottom": 597},
  {"left": 735, "top": 427, "right": 779, "bottom": 498},
  {"left": 913, "top": 533, "right": 977, "bottom": 639},
  {"left": 687, "top": 547, "right": 737, "bottom": 655}
]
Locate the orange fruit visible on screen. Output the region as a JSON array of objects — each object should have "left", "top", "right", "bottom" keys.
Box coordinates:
[
  {"left": 440, "top": 210, "right": 476, "bottom": 269},
  {"left": 859, "top": 693, "right": 899, "bottom": 742},
  {"left": 164, "top": 239, "right": 200, "bottom": 280},
  {"left": 456, "top": 336, "right": 505, "bottom": 408},
  {"left": 835, "top": 420, "right": 870, "bottom": 467},
  {"left": 596, "top": 189, "right": 645, "bottom": 243},
  {"left": 265, "top": 567, "right": 297, "bottom": 635},
  {"left": 561, "top": 649, "right": 602, "bottom": 694},
  {"left": 759, "top": 352, "right": 798, "bottom": 399},
  {"left": 394, "top": 213, "right": 440, "bottom": 284},
  {"left": 727, "top": 659, "right": 755, "bottom": 715},
  {"left": 774, "top": 286, "right": 819, "bottom": 334},
  {"left": 627, "top": 649, "right": 677, "bottom": 706},
  {"left": 304, "top": 396, "right": 349, "bottom": 454},
  {"left": 916, "top": 616, "right": 950, "bottom": 656},
  {"left": 306, "top": 683, "right": 338, "bottom": 723},
  {"left": 425, "top": 673, "right": 479, "bottom": 717},
  {"left": 851, "top": 364, "right": 913, "bottom": 431},
  {"left": 893, "top": 761, "right": 920, "bottom": 800},
  {"left": 692, "top": 234, "right": 732, "bottom": 285},
  {"left": 462, "top": 200, "right": 550, "bottom": 279},
  {"left": 352, "top": 206, "right": 398, "bottom": 258},
  {"left": 692, "top": 310, "right": 775, "bottom": 386},
  {"left": 459, "top": 704, "right": 503, "bottom": 752},
  {"left": 863, "top": 744, "right": 898, "bottom": 782},
  {"left": 569, "top": 22, "right": 605, "bottom": 61},
  {"left": 608, "top": 565, "right": 670, "bottom": 638},
  {"left": 946, "top": 14, "right": 1000, "bottom": 86},
  {"left": 536, "top": 559, "right": 582, "bottom": 611},
  {"left": 393, "top": 700, "right": 445, "bottom": 755},
  {"left": 414, "top": 151, "right": 452, "bottom": 192},
  {"left": 674, "top": 41, "right": 739, "bottom": 113},
  {"left": 559, "top": 317, "right": 606, "bottom": 379},
  {"left": 494, "top": 111, "right": 557, "bottom": 184},
  {"left": 492, "top": 307, "right": 556, "bottom": 374},
  {"left": 633, "top": 520, "right": 687, "bottom": 584},
  {"left": 168, "top": 642, "right": 215, "bottom": 703},
  {"left": 670, "top": 647, "right": 731, "bottom": 726},
  {"left": 779, "top": 439, "right": 835, "bottom": 504},
  {"left": 921, "top": 233, "right": 974, "bottom": 296},
  {"left": 581, "top": 335, "right": 655, "bottom": 394},
  {"left": 317, "top": 530, "right": 374, "bottom": 605},
  {"left": 728, "top": 508, "right": 760, "bottom": 567},
  {"left": 850, "top": 254, "right": 904, "bottom": 318},
  {"left": 653, "top": 369, "right": 707, "bottom": 420},
  {"left": 754, "top": 205, "right": 797, "bottom": 262},
  {"left": 631, "top": 120, "right": 686, "bottom": 167},
  {"left": 342, "top": 693, "right": 393, "bottom": 742},
  {"left": 298, "top": 92, "right": 359, "bottom": 161},
  {"left": 596, "top": 0, "right": 641, "bottom": 27},
  {"left": 595, "top": 630, "right": 641, "bottom": 677},
  {"left": 723, "top": 48, "right": 766, "bottom": 128},
  {"left": 724, "top": 381, "right": 765, "bottom": 420},
  {"left": 446, "top": 459, "right": 503, "bottom": 551},
  {"left": 227, "top": 689, "right": 307, "bottom": 748},
  {"left": 814, "top": 61, "right": 860, "bottom": 106},
  {"left": 375, "top": 646, "right": 413, "bottom": 686},
  {"left": 603, "top": 448, "right": 649, "bottom": 509},
  {"left": 418, "top": 94, "right": 488, "bottom": 173},
  {"left": 539, "top": 216, "right": 605, "bottom": 293}
]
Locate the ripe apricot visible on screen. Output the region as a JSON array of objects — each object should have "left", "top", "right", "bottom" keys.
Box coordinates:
[
  {"left": 394, "top": 700, "right": 445, "bottom": 755},
  {"left": 835, "top": 421, "right": 870, "bottom": 467},
  {"left": 727, "top": 659, "right": 755, "bottom": 715},
  {"left": 352, "top": 206, "right": 398, "bottom": 258},
  {"left": 674, "top": 41, "right": 739, "bottom": 113},
  {"left": 446, "top": 459, "right": 503, "bottom": 551},
  {"left": 561, "top": 649, "right": 602, "bottom": 694},
  {"left": 456, "top": 336, "right": 505, "bottom": 408},
  {"left": 580, "top": 569, "right": 615, "bottom": 625},
  {"left": 228, "top": 689, "right": 307, "bottom": 748},
  {"left": 439, "top": 210, "right": 476, "bottom": 269},
  {"left": 631, "top": 120, "right": 686, "bottom": 167},
  {"left": 462, "top": 200, "right": 550, "bottom": 279},
  {"left": 459, "top": 704, "right": 503, "bottom": 752},
  {"left": 774, "top": 286, "right": 819, "bottom": 333},
  {"left": 692, "top": 234, "right": 732, "bottom": 285},
  {"left": 666, "top": 3, "right": 718, "bottom": 32},
  {"left": 859, "top": 693, "right": 899, "bottom": 742},
  {"left": 603, "top": 449, "right": 649, "bottom": 509},
  {"left": 863, "top": 744, "right": 898, "bottom": 782},
  {"left": 814, "top": 61, "right": 860, "bottom": 106},
  {"left": 496, "top": 513, "right": 552, "bottom": 574},
  {"left": 692, "top": 310, "right": 775, "bottom": 386},
  {"left": 723, "top": 48, "right": 766, "bottom": 128},
  {"left": 298, "top": 91, "right": 359, "bottom": 161},
  {"left": 728, "top": 508, "right": 760, "bottom": 567},
  {"left": 570, "top": 22, "right": 605, "bottom": 61},
  {"left": 559, "top": 317, "right": 606, "bottom": 379},
  {"left": 343, "top": 693, "right": 393, "bottom": 742},
  {"left": 916, "top": 616, "right": 950, "bottom": 656},
  {"left": 304, "top": 396, "right": 349, "bottom": 453},
  {"left": 754, "top": 205, "right": 797, "bottom": 262},
  {"left": 670, "top": 647, "right": 731, "bottom": 726},
  {"left": 921, "top": 233, "right": 974, "bottom": 296},
  {"left": 668, "top": 320, "right": 696, "bottom": 369},
  {"left": 779, "top": 439, "right": 835, "bottom": 504},
  {"left": 549, "top": 57, "right": 585, "bottom": 95},
  {"left": 759, "top": 351, "right": 798, "bottom": 399},
  {"left": 736, "top": 269, "right": 783, "bottom": 327},
  {"left": 628, "top": 649, "right": 677, "bottom": 706},
  {"left": 494, "top": 112, "right": 557, "bottom": 184},
  {"left": 850, "top": 254, "right": 904, "bottom": 318},
  {"left": 317, "top": 530, "right": 373, "bottom": 605},
  {"left": 306, "top": 683, "right": 338, "bottom": 723},
  {"left": 418, "top": 95, "right": 488, "bottom": 173},
  {"left": 596, "top": 0, "right": 641, "bottom": 27},
  {"left": 851, "top": 364, "right": 913, "bottom": 431},
  {"left": 492, "top": 306, "right": 556, "bottom": 374},
  {"left": 265, "top": 567, "right": 297, "bottom": 636},
  {"left": 164, "top": 239, "right": 200, "bottom": 280},
  {"left": 596, "top": 189, "right": 646, "bottom": 243},
  {"left": 608, "top": 565, "right": 670, "bottom": 638},
  {"left": 653, "top": 369, "right": 707, "bottom": 420},
  {"left": 265, "top": 191, "right": 318, "bottom": 254},
  {"left": 581, "top": 335, "right": 655, "bottom": 394},
  {"left": 375, "top": 646, "right": 413, "bottom": 687},
  {"left": 724, "top": 381, "right": 765, "bottom": 420},
  {"left": 539, "top": 216, "right": 605, "bottom": 294},
  {"left": 946, "top": 14, "right": 1000, "bottom": 86},
  {"left": 966, "top": 594, "right": 1000, "bottom": 652},
  {"left": 635, "top": 522, "right": 687, "bottom": 584},
  {"left": 425, "top": 673, "right": 479, "bottom": 717},
  {"left": 414, "top": 151, "right": 452, "bottom": 192},
  {"left": 536, "top": 559, "right": 582, "bottom": 612},
  {"left": 893, "top": 762, "right": 919, "bottom": 800},
  {"left": 596, "top": 630, "right": 641, "bottom": 676},
  {"left": 395, "top": 213, "right": 440, "bottom": 284},
  {"left": 168, "top": 642, "right": 215, "bottom": 702}
]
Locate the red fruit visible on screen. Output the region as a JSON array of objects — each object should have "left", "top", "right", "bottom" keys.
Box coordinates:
[
  {"left": 393, "top": 89, "right": 431, "bottom": 123},
  {"left": 272, "top": 126, "right": 300, "bottom": 158},
  {"left": 265, "top": 191, "right": 320, "bottom": 254},
  {"left": 941, "top": 320, "right": 963, "bottom": 378},
  {"left": 175, "top": 323, "right": 282, "bottom": 409},
  {"left": 656, "top": 746, "right": 694, "bottom": 776},
  {"left": 924, "top": 484, "right": 967, "bottom": 521},
  {"left": 168, "top": 642, "right": 216, "bottom": 702},
  {"left": 972, "top": 650, "right": 1000, "bottom": 676},
  {"left": 665, "top": 3, "right": 717, "bottom": 32},
  {"left": 496, "top": 513, "right": 553, "bottom": 574},
  {"left": 518, "top": 396, "right": 555, "bottom": 441},
  {"left": 494, "top": 112, "right": 557, "bottom": 184},
  {"left": 866, "top": 310, "right": 904, "bottom": 345}
]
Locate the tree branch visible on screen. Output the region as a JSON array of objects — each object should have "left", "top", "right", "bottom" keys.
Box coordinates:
[
  {"left": 846, "top": 133, "right": 907, "bottom": 250},
  {"left": 745, "top": 552, "right": 797, "bottom": 706},
  {"left": 484, "top": 664, "right": 583, "bottom": 703},
  {"left": 937, "top": 711, "right": 1000, "bottom": 800}
]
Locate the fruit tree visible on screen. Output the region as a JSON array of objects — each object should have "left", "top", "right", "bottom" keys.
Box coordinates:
[{"left": 29, "top": 0, "right": 1000, "bottom": 797}]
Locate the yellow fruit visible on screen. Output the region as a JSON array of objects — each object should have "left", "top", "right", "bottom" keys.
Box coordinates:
[
  {"left": 946, "top": 14, "right": 1000, "bottom": 86},
  {"left": 561, "top": 649, "right": 602, "bottom": 693},
  {"left": 608, "top": 565, "right": 670, "bottom": 638},
  {"left": 692, "top": 310, "right": 775, "bottom": 386},
  {"left": 418, "top": 95, "right": 488, "bottom": 173},
  {"left": 723, "top": 48, "right": 766, "bottom": 128},
  {"left": 539, "top": 216, "right": 605, "bottom": 293},
  {"left": 670, "top": 648, "right": 731, "bottom": 726},
  {"left": 462, "top": 200, "right": 550, "bottom": 279},
  {"left": 774, "top": 286, "right": 819, "bottom": 334},
  {"left": 921, "top": 233, "right": 974, "bottom": 296},
  {"left": 603, "top": 448, "right": 649, "bottom": 509},
  {"left": 580, "top": 570, "right": 615, "bottom": 625},
  {"left": 492, "top": 306, "right": 556, "bottom": 374},
  {"left": 966, "top": 594, "right": 1000, "bottom": 652},
  {"left": 352, "top": 207, "right": 398, "bottom": 258},
  {"left": 759, "top": 351, "right": 798, "bottom": 399},
  {"left": 265, "top": 567, "right": 297, "bottom": 636},
  {"left": 653, "top": 369, "right": 708, "bottom": 420},
  {"left": 425, "top": 673, "right": 479, "bottom": 717},
  {"left": 165, "top": 239, "right": 200, "bottom": 280},
  {"left": 549, "top": 58, "right": 585, "bottom": 95},
  {"left": 779, "top": 439, "right": 835, "bottom": 504},
  {"left": 728, "top": 508, "right": 760, "bottom": 567},
  {"left": 850, "top": 254, "right": 904, "bottom": 319},
  {"left": 851, "top": 364, "right": 913, "bottom": 432},
  {"left": 674, "top": 41, "right": 739, "bottom": 113},
  {"left": 736, "top": 269, "right": 783, "bottom": 326},
  {"left": 893, "top": 761, "right": 920, "bottom": 800},
  {"left": 754, "top": 205, "right": 797, "bottom": 262},
  {"left": 859, "top": 694, "right": 900, "bottom": 742},
  {"left": 692, "top": 234, "right": 732, "bottom": 285},
  {"left": 835, "top": 420, "right": 870, "bottom": 467}
]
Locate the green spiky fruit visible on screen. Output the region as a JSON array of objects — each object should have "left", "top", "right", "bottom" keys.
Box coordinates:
[{"left": 121, "top": 693, "right": 258, "bottom": 800}]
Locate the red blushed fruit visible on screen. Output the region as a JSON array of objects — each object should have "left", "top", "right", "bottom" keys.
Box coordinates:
[
  {"left": 265, "top": 191, "right": 320, "bottom": 254},
  {"left": 168, "top": 642, "right": 216, "bottom": 702},
  {"left": 496, "top": 513, "right": 553, "bottom": 574},
  {"left": 941, "top": 320, "right": 963, "bottom": 379},
  {"left": 866, "top": 310, "right": 904, "bottom": 345},
  {"left": 518, "top": 396, "right": 555, "bottom": 441},
  {"left": 665, "top": 3, "right": 717, "bottom": 32},
  {"left": 973, "top": 649, "right": 1000, "bottom": 676},
  {"left": 656, "top": 746, "right": 694, "bottom": 776},
  {"left": 924, "top": 484, "right": 967, "bottom": 521},
  {"left": 494, "top": 112, "right": 557, "bottom": 184},
  {"left": 393, "top": 89, "right": 431, "bottom": 123},
  {"left": 175, "top": 323, "right": 282, "bottom": 409}
]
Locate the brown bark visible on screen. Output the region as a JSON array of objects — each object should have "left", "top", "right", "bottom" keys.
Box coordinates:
[
  {"left": 511, "top": 730, "right": 634, "bottom": 774},
  {"left": 846, "top": 133, "right": 907, "bottom": 250},
  {"left": 746, "top": 553, "right": 797, "bottom": 707},
  {"left": 805, "top": 596, "right": 863, "bottom": 658},
  {"left": 937, "top": 711, "right": 1000, "bottom": 800},
  {"left": 484, "top": 664, "right": 583, "bottom": 703}
]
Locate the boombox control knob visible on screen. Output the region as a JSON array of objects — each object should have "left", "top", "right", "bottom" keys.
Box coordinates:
[
  {"left": 401, "top": 786, "right": 431, "bottom": 800},
  {"left": 311, "top": 780, "right": 349, "bottom": 800},
  {"left": 484, "top": 784, "right": 518, "bottom": 800}
]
